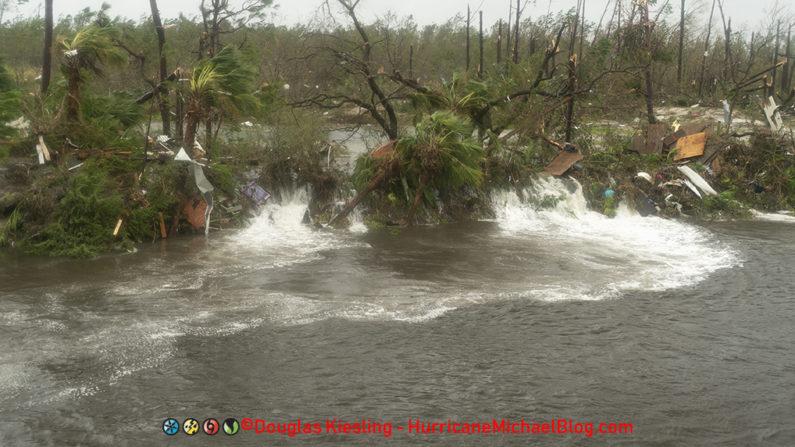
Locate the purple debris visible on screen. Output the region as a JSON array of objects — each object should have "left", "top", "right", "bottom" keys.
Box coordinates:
[{"left": 241, "top": 181, "right": 271, "bottom": 205}]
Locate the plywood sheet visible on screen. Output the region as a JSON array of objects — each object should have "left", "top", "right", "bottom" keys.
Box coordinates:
[
  {"left": 183, "top": 196, "right": 208, "bottom": 230},
  {"left": 674, "top": 132, "right": 707, "bottom": 161},
  {"left": 543, "top": 152, "right": 583, "bottom": 176},
  {"left": 644, "top": 123, "right": 667, "bottom": 154}
]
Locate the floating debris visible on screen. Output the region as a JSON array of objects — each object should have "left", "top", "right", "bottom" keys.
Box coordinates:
[{"left": 240, "top": 181, "right": 271, "bottom": 205}]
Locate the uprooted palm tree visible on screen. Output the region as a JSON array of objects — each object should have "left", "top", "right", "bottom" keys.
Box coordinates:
[
  {"left": 60, "top": 26, "right": 127, "bottom": 122},
  {"left": 330, "top": 110, "right": 484, "bottom": 226},
  {"left": 182, "top": 45, "right": 258, "bottom": 153},
  {"left": 397, "top": 111, "right": 485, "bottom": 223}
]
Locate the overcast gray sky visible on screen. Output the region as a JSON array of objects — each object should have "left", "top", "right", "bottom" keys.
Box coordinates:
[{"left": 9, "top": 0, "right": 791, "bottom": 32}]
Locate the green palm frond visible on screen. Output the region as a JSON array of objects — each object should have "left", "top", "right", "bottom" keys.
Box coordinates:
[
  {"left": 397, "top": 110, "right": 485, "bottom": 191},
  {"left": 188, "top": 45, "right": 259, "bottom": 115},
  {"left": 61, "top": 26, "right": 127, "bottom": 73}
]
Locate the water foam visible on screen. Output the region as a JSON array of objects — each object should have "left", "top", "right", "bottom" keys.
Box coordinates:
[
  {"left": 492, "top": 176, "right": 741, "bottom": 300},
  {"left": 751, "top": 210, "right": 795, "bottom": 223}
]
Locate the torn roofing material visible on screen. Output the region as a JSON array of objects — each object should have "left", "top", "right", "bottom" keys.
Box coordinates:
[{"left": 543, "top": 151, "right": 583, "bottom": 176}]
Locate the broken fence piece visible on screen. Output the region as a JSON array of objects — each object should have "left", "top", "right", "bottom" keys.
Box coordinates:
[
  {"left": 678, "top": 165, "right": 717, "bottom": 196},
  {"left": 113, "top": 218, "right": 123, "bottom": 236},
  {"left": 673, "top": 132, "right": 707, "bottom": 161},
  {"left": 183, "top": 196, "right": 208, "bottom": 230},
  {"left": 645, "top": 124, "right": 667, "bottom": 154},
  {"left": 158, "top": 212, "right": 167, "bottom": 239},
  {"left": 761, "top": 96, "right": 783, "bottom": 133},
  {"left": 37, "top": 136, "right": 51, "bottom": 161},
  {"left": 721, "top": 100, "right": 732, "bottom": 127},
  {"left": 240, "top": 181, "right": 271, "bottom": 205},
  {"left": 35, "top": 143, "right": 45, "bottom": 165},
  {"left": 174, "top": 148, "right": 215, "bottom": 236},
  {"left": 543, "top": 151, "right": 583, "bottom": 176},
  {"left": 371, "top": 139, "right": 397, "bottom": 159}
]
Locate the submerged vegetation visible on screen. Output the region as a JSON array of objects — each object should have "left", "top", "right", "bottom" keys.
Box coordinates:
[{"left": 0, "top": 0, "right": 794, "bottom": 257}]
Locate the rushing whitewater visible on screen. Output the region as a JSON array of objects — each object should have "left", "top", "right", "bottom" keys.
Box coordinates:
[
  {"left": 0, "top": 178, "right": 742, "bottom": 412},
  {"left": 491, "top": 176, "right": 740, "bottom": 301}
]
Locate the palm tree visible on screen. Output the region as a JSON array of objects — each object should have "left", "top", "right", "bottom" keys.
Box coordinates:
[
  {"left": 396, "top": 111, "right": 485, "bottom": 223},
  {"left": 330, "top": 110, "right": 484, "bottom": 226},
  {"left": 182, "top": 45, "right": 257, "bottom": 152},
  {"left": 59, "top": 26, "right": 127, "bottom": 122}
]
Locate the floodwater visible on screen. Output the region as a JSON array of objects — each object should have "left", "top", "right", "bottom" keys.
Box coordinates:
[{"left": 1, "top": 177, "right": 794, "bottom": 446}]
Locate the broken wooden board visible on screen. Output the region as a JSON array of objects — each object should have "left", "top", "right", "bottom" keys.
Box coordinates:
[
  {"left": 663, "top": 122, "right": 711, "bottom": 149},
  {"left": 37, "top": 136, "right": 51, "bottom": 161},
  {"left": 673, "top": 132, "right": 707, "bottom": 161},
  {"left": 699, "top": 140, "right": 723, "bottom": 165},
  {"left": 158, "top": 212, "right": 167, "bottom": 239},
  {"left": 644, "top": 123, "right": 667, "bottom": 154},
  {"left": 761, "top": 96, "right": 783, "bottom": 133},
  {"left": 371, "top": 139, "right": 397, "bottom": 159},
  {"left": 183, "top": 196, "right": 208, "bottom": 230},
  {"left": 631, "top": 134, "right": 645, "bottom": 153},
  {"left": 543, "top": 151, "right": 583, "bottom": 176},
  {"left": 662, "top": 128, "right": 686, "bottom": 148}
]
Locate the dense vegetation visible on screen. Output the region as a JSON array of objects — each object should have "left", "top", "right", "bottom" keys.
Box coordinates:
[{"left": 0, "top": 0, "right": 793, "bottom": 256}]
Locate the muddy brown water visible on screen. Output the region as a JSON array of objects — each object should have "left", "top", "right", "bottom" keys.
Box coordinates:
[{"left": 1, "top": 179, "right": 793, "bottom": 446}]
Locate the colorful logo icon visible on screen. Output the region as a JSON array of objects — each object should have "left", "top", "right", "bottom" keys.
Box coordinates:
[
  {"left": 223, "top": 418, "right": 240, "bottom": 435},
  {"left": 183, "top": 418, "right": 199, "bottom": 435},
  {"left": 163, "top": 418, "right": 179, "bottom": 435},
  {"left": 203, "top": 418, "right": 220, "bottom": 435}
]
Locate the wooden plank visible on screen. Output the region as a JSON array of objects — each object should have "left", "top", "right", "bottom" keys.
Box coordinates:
[
  {"left": 182, "top": 196, "right": 207, "bottom": 230},
  {"left": 644, "top": 123, "right": 667, "bottom": 154},
  {"left": 673, "top": 132, "right": 707, "bottom": 161},
  {"left": 112, "top": 218, "right": 123, "bottom": 236},
  {"left": 38, "top": 136, "right": 51, "bottom": 161},
  {"left": 371, "top": 139, "right": 397, "bottom": 159},
  {"left": 679, "top": 122, "right": 711, "bottom": 136},
  {"left": 158, "top": 212, "right": 168, "bottom": 239},
  {"left": 663, "top": 129, "right": 686, "bottom": 148},
  {"left": 543, "top": 151, "right": 583, "bottom": 175},
  {"left": 631, "top": 134, "right": 645, "bottom": 153}
]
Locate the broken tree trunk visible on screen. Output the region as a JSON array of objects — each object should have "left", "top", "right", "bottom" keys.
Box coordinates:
[
  {"left": 497, "top": 19, "right": 503, "bottom": 65},
  {"left": 149, "top": 0, "right": 171, "bottom": 136},
  {"left": 41, "top": 0, "right": 53, "bottom": 94},
  {"left": 513, "top": 0, "right": 520, "bottom": 64},
  {"left": 784, "top": 25, "right": 792, "bottom": 93},
  {"left": 479, "top": 11, "right": 484, "bottom": 79},
  {"left": 677, "top": 0, "right": 685, "bottom": 84},
  {"left": 641, "top": 0, "right": 656, "bottom": 124},
  {"left": 330, "top": 158, "right": 400, "bottom": 226},
  {"left": 698, "top": 0, "right": 717, "bottom": 97},
  {"left": 407, "top": 170, "right": 431, "bottom": 225},
  {"left": 466, "top": 5, "right": 471, "bottom": 72}
]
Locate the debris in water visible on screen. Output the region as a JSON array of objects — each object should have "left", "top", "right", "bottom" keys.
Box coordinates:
[
  {"left": 175, "top": 148, "right": 215, "bottom": 235},
  {"left": 183, "top": 196, "right": 208, "bottom": 230},
  {"left": 240, "top": 181, "right": 271, "bottom": 205}
]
